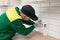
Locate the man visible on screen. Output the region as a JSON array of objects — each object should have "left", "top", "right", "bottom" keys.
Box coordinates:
[{"left": 0, "top": 5, "right": 38, "bottom": 40}]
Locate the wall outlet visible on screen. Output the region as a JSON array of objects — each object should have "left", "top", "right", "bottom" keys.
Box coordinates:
[{"left": 44, "top": 24, "right": 47, "bottom": 27}]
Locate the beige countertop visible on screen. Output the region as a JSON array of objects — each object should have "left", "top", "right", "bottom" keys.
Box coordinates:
[{"left": 12, "top": 31, "right": 60, "bottom": 40}]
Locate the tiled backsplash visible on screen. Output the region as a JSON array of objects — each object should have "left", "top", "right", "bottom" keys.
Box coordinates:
[
  {"left": 0, "top": 7, "right": 8, "bottom": 15},
  {"left": 20, "top": 0, "right": 60, "bottom": 39}
]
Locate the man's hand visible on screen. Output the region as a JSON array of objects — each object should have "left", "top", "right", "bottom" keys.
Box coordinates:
[{"left": 34, "top": 20, "right": 42, "bottom": 27}]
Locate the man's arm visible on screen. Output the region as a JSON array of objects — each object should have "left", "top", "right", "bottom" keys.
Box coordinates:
[
  {"left": 10, "top": 19, "right": 35, "bottom": 36},
  {"left": 22, "top": 19, "right": 35, "bottom": 25}
]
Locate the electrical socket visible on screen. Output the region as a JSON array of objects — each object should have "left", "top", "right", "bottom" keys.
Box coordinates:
[{"left": 44, "top": 24, "right": 47, "bottom": 27}]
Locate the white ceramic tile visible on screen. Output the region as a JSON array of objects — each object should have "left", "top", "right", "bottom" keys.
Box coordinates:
[
  {"left": 40, "top": 13, "right": 49, "bottom": 18},
  {"left": 50, "top": 3, "right": 60, "bottom": 6},
  {"left": 50, "top": 0, "right": 60, "bottom": 3},
  {"left": 40, "top": 3, "right": 49, "bottom": 7},
  {"left": 41, "top": 18, "right": 49, "bottom": 24},
  {"left": 48, "top": 19, "right": 60, "bottom": 26},
  {"left": 49, "top": 13, "right": 60, "bottom": 20},
  {"left": 48, "top": 30, "right": 60, "bottom": 39},
  {"left": 10, "top": 0, "right": 21, "bottom": 7},
  {"left": 47, "top": 24, "right": 60, "bottom": 32}
]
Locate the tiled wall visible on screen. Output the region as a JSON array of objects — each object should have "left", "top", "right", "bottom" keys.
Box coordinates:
[
  {"left": 0, "top": 7, "right": 7, "bottom": 15},
  {"left": 0, "top": 0, "right": 21, "bottom": 15},
  {"left": 40, "top": 0, "right": 60, "bottom": 39},
  {"left": 21, "top": 0, "right": 60, "bottom": 39},
  {"left": 47, "top": 1, "right": 60, "bottom": 39}
]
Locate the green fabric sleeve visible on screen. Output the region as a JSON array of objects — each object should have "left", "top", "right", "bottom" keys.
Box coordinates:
[
  {"left": 22, "top": 19, "right": 35, "bottom": 25},
  {"left": 10, "top": 19, "right": 35, "bottom": 36}
]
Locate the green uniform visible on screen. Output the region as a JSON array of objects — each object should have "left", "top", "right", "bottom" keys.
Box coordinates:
[{"left": 0, "top": 7, "right": 35, "bottom": 40}]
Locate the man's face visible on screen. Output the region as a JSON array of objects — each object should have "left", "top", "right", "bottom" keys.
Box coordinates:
[{"left": 21, "top": 13, "right": 30, "bottom": 21}]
